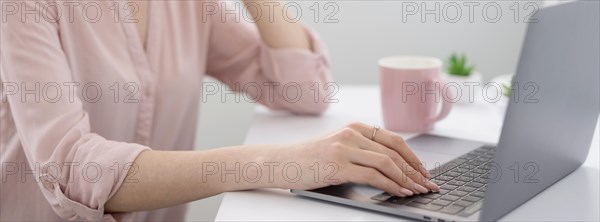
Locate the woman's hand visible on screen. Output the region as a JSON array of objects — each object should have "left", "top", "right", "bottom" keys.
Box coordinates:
[{"left": 279, "top": 122, "right": 440, "bottom": 197}]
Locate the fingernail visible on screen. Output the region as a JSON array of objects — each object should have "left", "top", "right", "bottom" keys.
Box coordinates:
[
  {"left": 399, "top": 188, "right": 413, "bottom": 196},
  {"left": 426, "top": 181, "right": 440, "bottom": 190},
  {"left": 414, "top": 183, "right": 429, "bottom": 193}
]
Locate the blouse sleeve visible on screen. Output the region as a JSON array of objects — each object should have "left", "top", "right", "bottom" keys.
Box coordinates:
[
  {"left": 205, "top": 2, "right": 334, "bottom": 115},
  {"left": 0, "top": 2, "right": 149, "bottom": 221}
]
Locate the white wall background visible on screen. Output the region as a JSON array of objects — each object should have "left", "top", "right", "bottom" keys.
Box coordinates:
[
  {"left": 186, "top": 0, "right": 558, "bottom": 221},
  {"left": 300, "top": 0, "right": 534, "bottom": 84}
]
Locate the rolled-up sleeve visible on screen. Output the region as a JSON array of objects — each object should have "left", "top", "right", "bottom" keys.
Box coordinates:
[
  {"left": 0, "top": 2, "right": 149, "bottom": 221},
  {"left": 206, "top": 4, "right": 334, "bottom": 115}
]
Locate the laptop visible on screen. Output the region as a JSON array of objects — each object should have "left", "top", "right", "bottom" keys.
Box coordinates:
[{"left": 291, "top": 1, "right": 600, "bottom": 221}]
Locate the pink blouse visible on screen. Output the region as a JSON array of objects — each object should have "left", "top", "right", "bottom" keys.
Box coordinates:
[{"left": 0, "top": 0, "right": 332, "bottom": 221}]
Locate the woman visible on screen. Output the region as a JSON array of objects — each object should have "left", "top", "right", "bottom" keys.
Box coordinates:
[{"left": 0, "top": 0, "right": 439, "bottom": 221}]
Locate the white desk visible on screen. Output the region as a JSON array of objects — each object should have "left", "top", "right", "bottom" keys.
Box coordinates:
[{"left": 215, "top": 85, "right": 599, "bottom": 221}]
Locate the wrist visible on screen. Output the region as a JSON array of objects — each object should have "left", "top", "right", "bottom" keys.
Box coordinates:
[
  {"left": 254, "top": 145, "right": 294, "bottom": 190},
  {"left": 211, "top": 144, "right": 303, "bottom": 191}
]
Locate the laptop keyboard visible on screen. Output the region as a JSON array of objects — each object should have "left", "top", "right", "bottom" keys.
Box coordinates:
[{"left": 371, "top": 145, "right": 496, "bottom": 217}]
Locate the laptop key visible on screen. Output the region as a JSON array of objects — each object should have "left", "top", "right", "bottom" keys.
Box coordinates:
[
  {"left": 466, "top": 160, "right": 480, "bottom": 166},
  {"left": 422, "top": 193, "right": 442, "bottom": 199},
  {"left": 470, "top": 172, "right": 483, "bottom": 178},
  {"left": 406, "top": 203, "right": 443, "bottom": 211},
  {"left": 440, "top": 184, "right": 457, "bottom": 190},
  {"left": 477, "top": 157, "right": 491, "bottom": 162},
  {"left": 482, "top": 154, "right": 494, "bottom": 159},
  {"left": 472, "top": 168, "right": 488, "bottom": 174},
  {"left": 471, "top": 191, "right": 486, "bottom": 198},
  {"left": 457, "top": 186, "right": 476, "bottom": 192},
  {"left": 441, "top": 195, "right": 460, "bottom": 201},
  {"left": 466, "top": 182, "right": 484, "bottom": 188},
  {"left": 436, "top": 175, "right": 454, "bottom": 181},
  {"left": 456, "top": 176, "right": 473, "bottom": 182},
  {"left": 439, "top": 189, "right": 451, "bottom": 195},
  {"left": 448, "top": 169, "right": 462, "bottom": 174},
  {"left": 431, "top": 179, "right": 446, "bottom": 185},
  {"left": 445, "top": 171, "right": 461, "bottom": 177},
  {"left": 459, "top": 154, "right": 478, "bottom": 160},
  {"left": 447, "top": 180, "right": 467, "bottom": 186},
  {"left": 414, "top": 197, "right": 433, "bottom": 204},
  {"left": 473, "top": 177, "right": 487, "bottom": 184},
  {"left": 440, "top": 205, "right": 465, "bottom": 215},
  {"left": 454, "top": 200, "right": 474, "bottom": 207},
  {"left": 482, "top": 164, "right": 493, "bottom": 170},
  {"left": 462, "top": 171, "right": 474, "bottom": 177},
  {"left": 449, "top": 190, "right": 469, "bottom": 196},
  {"left": 468, "top": 160, "right": 483, "bottom": 166},
  {"left": 431, "top": 199, "right": 452, "bottom": 206},
  {"left": 462, "top": 195, "right": 482, "bottom": 202},
  {"left": 455, "top": 168, "right": 469, "bottom": 173},
  {"left": 473, "top": 177, "right": 487, "bottom": 183},
  {"left": 459, "top": 165, "right": 473, "bottom": 170}
]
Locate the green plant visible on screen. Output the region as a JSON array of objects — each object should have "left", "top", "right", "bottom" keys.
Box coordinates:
[
  {"left": 502, "top": 75, "right": 516, "bottom": 97},
  {"left": 502, "top": 83, "right": 512, "bottom": 97},
  {"left": 446, "top": 53, "right": 475, "bottom": 77}
]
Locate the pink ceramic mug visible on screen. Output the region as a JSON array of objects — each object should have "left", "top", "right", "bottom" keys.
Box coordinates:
[{"left": 379, "top": 56, "right": 452, "bottom": 133}]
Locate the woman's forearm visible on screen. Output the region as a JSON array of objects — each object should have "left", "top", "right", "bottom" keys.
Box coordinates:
[
  {"left": 242, "top": 0, "right": 311, "bottom": 49},
  {"left": 105, "top": 145, "right": 288, "bottom": 213}
]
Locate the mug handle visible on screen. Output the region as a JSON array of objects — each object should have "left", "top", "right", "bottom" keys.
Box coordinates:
[{"left": 427, "top": 78, "right": 452, "bottom": 123}]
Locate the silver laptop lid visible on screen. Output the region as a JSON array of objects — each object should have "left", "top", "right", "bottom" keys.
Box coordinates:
[{"left": 480, "top": 1, "right": 600, "bottom": 221}]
